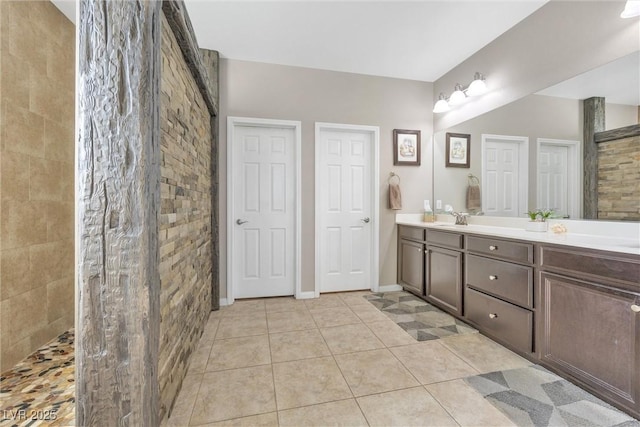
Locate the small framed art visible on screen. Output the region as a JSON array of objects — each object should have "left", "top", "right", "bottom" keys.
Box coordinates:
[
  {"left": 393, "top": 129, "right": 421, "bottom": 166},
  {"left": 445, "top": 132, "right": 470, "bottom": 168}
]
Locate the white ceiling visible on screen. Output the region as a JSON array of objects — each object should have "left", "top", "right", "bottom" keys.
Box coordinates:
[
  {"left": 184, "top": 0, "right": 547, "bottom": 82},
  {"left": 537, "top": 51, "right": 640, "bottom": 106}
]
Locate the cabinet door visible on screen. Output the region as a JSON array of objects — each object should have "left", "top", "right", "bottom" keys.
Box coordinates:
[
  {"left": 398, "top": 239, "right": 424, "bottom": 295},
  {"left": 541, "top": 272, "right": 640, "bottom": 417},
  {"left": 425, "top": 246, "right": 463, "bottom": 315}
]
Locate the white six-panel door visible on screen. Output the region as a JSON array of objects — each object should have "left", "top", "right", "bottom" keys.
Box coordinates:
[
  {"left": 482, "top": 134, "right": 529, "bottom": 217},
  {"left": 537, "top": 138, "right": 580, "bottom": 219},
  {"left": 229, "top": 119, "right": 300, "bottom": 300},
  {"left": 316, "top": 124, "right": 378, "bottom": 293}
]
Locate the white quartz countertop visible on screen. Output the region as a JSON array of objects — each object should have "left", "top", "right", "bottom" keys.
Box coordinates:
[{"left": 396, "top": 215, "right": 640, "bottom": 256}]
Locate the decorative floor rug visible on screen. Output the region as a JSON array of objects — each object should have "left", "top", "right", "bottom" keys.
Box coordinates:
[
  {"left": 465, "top": 365, "right": 640, "bottom": 426},
  {"left": 364, "top": 291, "right": 477, "bottom": 341}
]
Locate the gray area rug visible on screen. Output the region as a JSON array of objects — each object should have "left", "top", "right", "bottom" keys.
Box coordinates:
[
  {"left": 465, "top": 365, "right": 640, "bottom": 426},
  {"left": 364, "top": 291, "right": 477, "bottom": 341}
]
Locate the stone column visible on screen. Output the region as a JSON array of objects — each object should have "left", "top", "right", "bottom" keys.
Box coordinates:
[
  {"left": 583, "top": 97, "right": 605, "bottom": 219},
  {"left": 76, "top": 0, "right": 161, "bottom": 425}
]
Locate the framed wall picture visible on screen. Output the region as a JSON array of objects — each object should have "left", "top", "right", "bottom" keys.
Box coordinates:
[
  {"left": 445, "top": 132, "right": 470, "bottom": 168},
  {"left": 393, "top": 129, "right": 421, "bottom": 166}
]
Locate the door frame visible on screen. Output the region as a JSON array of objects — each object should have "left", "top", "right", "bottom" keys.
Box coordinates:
[
  {"left": 314, "top": 122, "right": 380, "bottom": 297},
  {"left": 227, "top": 116, "right": 302, "bottom": 305},
  {"left": 536, "top": 138, "right": 581, "bottom": 219},
  {"left": 481, "top": 134, "right": 529, "bottom": 217}
]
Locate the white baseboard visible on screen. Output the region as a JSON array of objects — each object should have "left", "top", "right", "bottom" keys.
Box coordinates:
[
  {"left": 219, "top": 298, "right": 230, "bottom": 306},
  {"left": 296, "top": 291, "right": 317, "bottom": 300},
  {"left": 378, "top": 284, "right": 403, "bottom": 293}
]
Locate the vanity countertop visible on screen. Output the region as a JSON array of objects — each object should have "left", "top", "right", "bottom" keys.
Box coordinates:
[{"left": 396, "top": 215, "right": 640, "bottom": 256}]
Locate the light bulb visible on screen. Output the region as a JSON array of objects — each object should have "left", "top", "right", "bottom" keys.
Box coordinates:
[
  {"left": 433, "top": 93, "right": 450, "bottom": 113},
  {"left": 467, "top": 72, "right": 487, "bottom": 97},
  {"left": 449, "top": 83, "right": 466, "bottom": 105}
]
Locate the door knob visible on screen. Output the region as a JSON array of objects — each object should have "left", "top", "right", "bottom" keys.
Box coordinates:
[
  {"left": 631, "top": 304, "right": 640, "bottom": 313},
  {"left": 361, "top": 217, "right": 370, "bottom": 223},
  {"left": 236, "top": 219, "right": 248, "bottom": 225}
]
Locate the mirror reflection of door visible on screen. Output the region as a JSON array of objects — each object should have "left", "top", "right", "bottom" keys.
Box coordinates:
[
  {"left": 536, "top": 138, "right": 581, "bottom": 219},
  {"left": 481, "top": 134, "right": 529, "bottom": 217}
]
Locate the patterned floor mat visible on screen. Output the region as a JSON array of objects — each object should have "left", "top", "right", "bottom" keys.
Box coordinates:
[
  {"left": 465, "top": 365, "right": 639, "bottom": 426},
  {"left": 364, "top": 291, "right": 477, "bottom": 341}
]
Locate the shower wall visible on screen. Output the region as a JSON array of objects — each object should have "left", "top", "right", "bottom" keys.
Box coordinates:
[{"left": 0, "top": 1, "right": 75, "bottom": 371}]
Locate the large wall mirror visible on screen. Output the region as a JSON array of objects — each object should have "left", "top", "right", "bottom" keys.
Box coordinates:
[{"left": 433, "top": 50, "right": 639, "bottom": 221}]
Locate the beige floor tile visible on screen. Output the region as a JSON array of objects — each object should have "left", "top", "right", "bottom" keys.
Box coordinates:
[
  {"left": 334, "top": 348, "right": 419, "bottom": 397},
  {"left": 440, "top": 333, "right": 531, "bottom": 373},
  {"left": 390, "top": 341, "right": 477, "bottom": 384},
  {"left": 190, "top": 365, "right": 276, "bottom": 425},
  {"left": 349, "top": 303, "right": 392, "bottom": 323},
  {"left": 215, "top": 315, "right": 268, "bottom": 340},
  {"left": 304, "top": 294, "right": 346, "bottom": 310},
  {"left": 320, "top": 323, "right": 385, "bottom": 354},
  {"left": 357, "top": 387, "right": 458, "bottom": 427},
  {"left": 266, "top": 310, "right": 316, "bottom": 334},
  {"left": 206, "top": 334, "right": 271, "bottom": 371},
  {"left": 187, "top": 340, "right": 213, "bottom": 375},
  {"left": 272, "top": 356, "right": 352, "bottom": 410},
  {"left": 278, "top": 399, "right": 368, "bottom": 426},
  {"left": 366, "top": 320, "right": 417, "bottom": 347},
  {"left": 269, "top": 329, "right": 331, "bottom": 363},
  {"left": 220, "top": 299, "right": 266, "bottom": 317},
  {"left": 200, "top": 317, "right": 221, "bottom": 343},
  {"left": 202, "top": 412, "right": 279, "bottom": 426},
  {"left": 426, "top": 379, "right": 517, "bottom": 427},
  {"left": 309, "top": 306, "right": 361, "bottom": 328},
  {"left": 264, "top": 297, "right": 308, "bottom": 314},
  {"left": 163, "top": 374, "right": 202, "bottom": 426}
]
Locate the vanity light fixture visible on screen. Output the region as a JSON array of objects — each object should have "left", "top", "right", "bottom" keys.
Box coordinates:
[
  {"left": 433, "top": 72, "right": 487, "bottom": 113},
  {"left": 621, "top": 0, "right": 640, "bottom": 18}
]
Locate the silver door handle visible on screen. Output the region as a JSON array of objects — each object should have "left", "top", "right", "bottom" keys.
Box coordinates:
[
  {"left": 361, "top": 217, "right": 370, "bottom": 223},
  {"left": 236, "top": 219, "right": 248, "bottom": 225}
]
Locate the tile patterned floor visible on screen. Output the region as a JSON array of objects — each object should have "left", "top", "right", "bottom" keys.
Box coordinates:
[
  {"left": 163, "top": 291, "right": 527, "bottom": 426},
  {"left": 0, "top": 330, "right": 75, "bottom": 427}
]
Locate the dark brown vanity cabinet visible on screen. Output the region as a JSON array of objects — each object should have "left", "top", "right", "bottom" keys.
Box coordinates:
[
  {"left": 464, "top": 236, "right": 535, "bottom": 354},
  {"left": 539, "top": 245, "right": 640, "bottom": 418},
  {"left": 397, "top": 226, "right": 426, "bottom": 296},
  {"left": 425, "top": 230, "right": 463, "bottom": 316}
]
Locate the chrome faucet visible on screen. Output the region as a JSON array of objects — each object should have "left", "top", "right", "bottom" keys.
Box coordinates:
[{"left": 451, "top": 211, "right": 469, "bottom": 225}]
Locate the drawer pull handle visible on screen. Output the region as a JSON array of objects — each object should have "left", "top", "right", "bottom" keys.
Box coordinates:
[
  {"left": 489, "top": 275, "right": 498, "bottom": 281},
  {"left": 632, "top": 304, "right": 640, "bottom": 313},
  {"left": 489, "top": 313, "right": 498, "bottom": 319},
  {"left": 489, "top": 245, "right": 498, "bottom": 251}
]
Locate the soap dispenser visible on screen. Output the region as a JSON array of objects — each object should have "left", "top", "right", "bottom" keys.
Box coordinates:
[{"left": 423, "top": 200, "right": 434, "bottom": 223}]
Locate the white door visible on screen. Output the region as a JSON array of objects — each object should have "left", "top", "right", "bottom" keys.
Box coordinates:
[
  {"left": 482, "top": 134, "right": 529, "bottom": 217},
  {"left": 229, "top": 119, "right": 299, "bottom": 300},
  {"left": 316, "top": 124, "right": 379, "bottom": 293},
  {"left": 537, "top": 139, "right": 580, "bottom": 219}
]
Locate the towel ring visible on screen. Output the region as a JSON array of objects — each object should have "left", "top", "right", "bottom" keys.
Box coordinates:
[
  {"left": 389, "top": 172, "right": 400, "bottom": 184},
  {"left": 468, "top": 174, "right": 479, "bottom": 185}
]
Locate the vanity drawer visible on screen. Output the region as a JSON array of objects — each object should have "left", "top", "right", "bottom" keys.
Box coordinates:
[
  {"left": 466, "top": 235, "right": 534, "bottom": 264},
  {"left": 466, "top": 255, "right": 533, "bottom": 308},
  {"left": 465, "top": 287, "right": 533, "bottom": 354},
  {"left": 426, "top": 229, "right": 463, "bottom": 249},
  {"left": 399, "top": 225, "right": 425, "bottom": 242}
]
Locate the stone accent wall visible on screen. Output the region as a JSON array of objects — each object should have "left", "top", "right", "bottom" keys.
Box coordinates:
[
  {"left": 159, "top": 13, "right": 213, "bottom": 418},
  {"left": 0, "top": 1, "right": 74, "bottom": 372},
  {"left": 598, "top": 135, "right": 640, "bottom": 220}
]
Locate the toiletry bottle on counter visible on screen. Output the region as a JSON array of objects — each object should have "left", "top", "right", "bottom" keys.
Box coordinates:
[{"left": 423, "top": 200, "right": 434, "bottom": 223}]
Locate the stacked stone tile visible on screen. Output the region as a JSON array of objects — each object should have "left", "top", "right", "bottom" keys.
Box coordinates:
[{"left": 598, "top": 135, "right": 640, "bottom": 220}]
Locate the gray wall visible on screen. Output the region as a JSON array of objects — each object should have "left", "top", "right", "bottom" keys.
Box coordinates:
[
  {"left": 220, "top": 59, "right": 433, "bottom": 297},
  {"left": 433, "top": 1, "right": 639, "bottom": 132}
]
